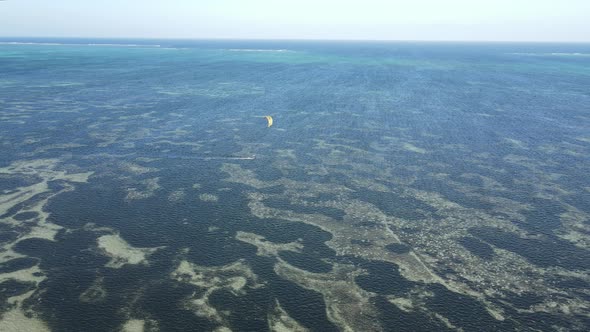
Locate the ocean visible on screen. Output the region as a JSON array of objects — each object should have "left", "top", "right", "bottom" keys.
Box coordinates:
[{"left": 0, "top": 38, "right": 589, "bottom": 331}]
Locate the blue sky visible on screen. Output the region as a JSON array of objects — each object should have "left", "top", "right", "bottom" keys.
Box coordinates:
[{"left": 1, "top": 0, "right": 589, "bottom": 41}]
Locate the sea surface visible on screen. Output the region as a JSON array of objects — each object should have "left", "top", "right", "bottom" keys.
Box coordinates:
[{"left": 1, "top": 38, "right": 589, "bottom": 331}]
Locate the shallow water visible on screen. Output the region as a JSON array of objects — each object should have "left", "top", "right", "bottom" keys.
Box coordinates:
[{"left": 0, "top": 38, "right": 589, "bottom": 331}]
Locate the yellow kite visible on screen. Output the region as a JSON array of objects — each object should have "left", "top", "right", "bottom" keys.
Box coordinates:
[{"left": 264, "top": 115, "right": 273, "bottom": 127}]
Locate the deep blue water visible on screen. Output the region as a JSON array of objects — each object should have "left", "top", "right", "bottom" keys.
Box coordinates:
[{"left": 1, "top": 38, "right": 589, "bottom": 331}]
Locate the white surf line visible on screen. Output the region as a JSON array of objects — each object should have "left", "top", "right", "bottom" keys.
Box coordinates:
[
  {"left": 157, "top": 154, "right": 257, "bottom": 161},
  {"left": 226, "top": 48, "right": 292, "bottom": 53},
  {"left": 0, "top": 42, "right": 162, "bottom": 48},
  {"left": 178, "top": 156, "right": 256, "bottom": 160},
  {"left": 85, "top": 153, "right": 256, "bottom": 161}
]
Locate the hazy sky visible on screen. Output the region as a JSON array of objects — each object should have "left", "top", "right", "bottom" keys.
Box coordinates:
[{"left": 1, "top": 0, "right": 589, "bottom": 41}]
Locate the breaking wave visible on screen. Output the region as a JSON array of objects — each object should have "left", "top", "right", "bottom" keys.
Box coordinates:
[
  {"left": 226, "top": 48, "right": 293, "bottom": 53},
  {"left": 0, "top": 42, "right": 162, "bottom": 48},
  {"left": 508, "top": 52, "right": 590, "bottom": 57}
]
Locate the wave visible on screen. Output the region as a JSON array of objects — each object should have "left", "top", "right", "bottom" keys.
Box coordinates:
[
  {"left": 508, "top": 52, "right": 590, "bottom": 57},
  {"left": 87, "top": 43, "right": 161, "bottom": 47},
  {"left": 0, "top": 42, "right": 162, "bottom": 48},
  {"left": 548, "top": 52, "right": 590, "bottom": 57},
  {"left": 0, "top": 42, "right": 63, "bottom": 46},
  {"left": 226, "top": 48, "right": 293, "bottom": 53}
]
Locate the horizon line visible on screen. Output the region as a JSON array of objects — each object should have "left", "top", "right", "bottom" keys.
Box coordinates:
[{"left": 1, "top": 36, "right": 589, "bottom": 44}]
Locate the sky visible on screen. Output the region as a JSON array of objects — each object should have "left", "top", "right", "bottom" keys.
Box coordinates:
[{"left": 1, "top": 0, "right": 589, "bottom": 42}]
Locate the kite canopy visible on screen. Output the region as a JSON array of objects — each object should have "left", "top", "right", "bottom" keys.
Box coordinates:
[{"left": 265, "top": 115, "right": 273, "bottom": 127}]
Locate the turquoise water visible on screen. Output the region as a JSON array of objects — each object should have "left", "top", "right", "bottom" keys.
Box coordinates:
[{"left": 0, "top": 38, "right": 589, "bottom": 331}]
